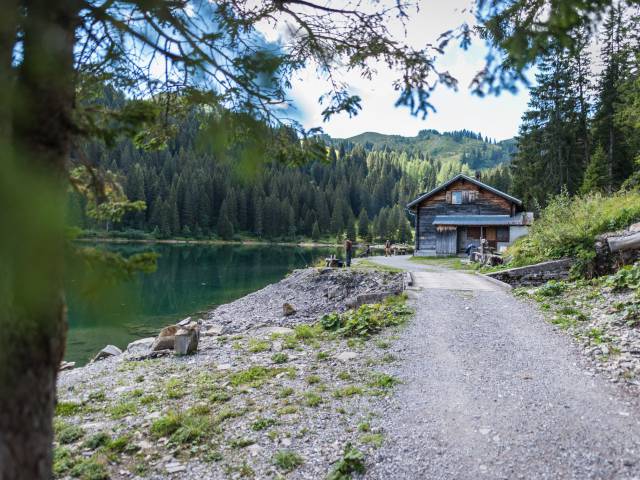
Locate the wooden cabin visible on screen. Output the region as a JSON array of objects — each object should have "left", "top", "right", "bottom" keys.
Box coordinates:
[{"left": 407, "top": 174, "right": 533, "bottom": 256}]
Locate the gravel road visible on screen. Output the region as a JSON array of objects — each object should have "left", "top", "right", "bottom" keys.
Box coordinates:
[{"left": 364, "top": 256, "right": 640, "bottom": 480}]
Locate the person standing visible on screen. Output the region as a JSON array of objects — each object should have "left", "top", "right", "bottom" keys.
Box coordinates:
[
  {"left": 345, "top": 237, "right": 353, "bottom": 267},
  {"left": 385, "top": 239, "right": 391, "bottom": 257}
]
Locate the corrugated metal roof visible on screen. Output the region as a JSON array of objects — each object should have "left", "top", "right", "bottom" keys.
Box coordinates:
[
  {"left": 407, "top": 173, "right": 523, "bottom": 209},
  {"left": 432, "top": 213, "right": 533, "bottom": 226}
]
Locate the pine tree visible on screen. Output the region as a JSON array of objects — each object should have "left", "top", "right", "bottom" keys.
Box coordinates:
[
  {"left": 357, "top": 208, "right": 369, "bottom": 241},
  {"left": 580, "top": 145, "right": 611, "bottom": 194},
  {"left": 311, "top": 221, "right": 321, "bottom": 242}
]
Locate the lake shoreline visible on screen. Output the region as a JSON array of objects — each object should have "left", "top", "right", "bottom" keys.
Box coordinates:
[
  {"left": 76, "top": 236, "right": 341, "bottom": 248},
  {"left": 56, "top": 267, "right": 409, "bottom": 479}
]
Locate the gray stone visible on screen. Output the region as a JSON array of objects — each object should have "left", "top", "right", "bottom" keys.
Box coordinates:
[
  {"left": 283, "top": 302, "right": 296, "bottom": 316},
  {"left": 59, "top": 361, "right": 75, "bottom": 371},
  {"left": 335, "top": 351, "right": 358, "bottom": 362},
  {"left": 177, "top": 317, "right": 192, "bottom": 326},
  {"left": 92, "top": 344, "right": 122, "bottom": 362},
  {"left": 261, "top": 326, "right": 294, "bottom": 336},
  {"left": 203, "top": 324, "right": 225, "bottom": 336},
  {"left": 174, "top": 327, "right": 199, "bottom": 355},
  {"left": 152, "top": 325, "right": 179, "bottom": 351},
  {"left": 126, "top": 337, "right": 155, "bottom": 354}
]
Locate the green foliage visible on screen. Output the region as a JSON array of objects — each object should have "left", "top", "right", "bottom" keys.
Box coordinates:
[
  {"left": 150, "top": 409, "right": 213, "bottom": 445},
  {"left": 55, "top": 401, "right": 84, "bottom": 417},
  {"left": 321, "top": 297, "right": 412, "bottom": 338},
  {"left": 271, "top": 352, "right": 289, "bottom": 364},
  {"left": 83, "top": 432, "right": 110, "bottom": 450},
  {"left": 605, "top": 263, "right": 640, "bottom": 292},
  {"left": 304, "top": 392, "right": 324, "bottom": 407},
  {"left": 508, "top": 191, "right": 640, "bottom": 272},
  {"left": 536, "top": 281, "right": 567, "bottom": 298},
  {"left": 56, "top": 424, "right": 85, "bottom": 444},
  {"left": 247, "top": 339, "right": 270, "bottom": 353},
  {"left": 581, "top": 145, "right": 611, "bottom": 194},
  {"left": 251, "top": 418, "right": 276, "bottom": 431},
  {"left": 327, "top": 444, "right": 366, "bottom": 480},
  {"left": 360, "top": 433, "right": 384, "bottom": 448},
  {"left": 368, "top": 373, "right": 399, "bottom": 389},
  {"left": 273, "top": 450, "right": 304, "bottom": 472},
  {"left": 230, "top": 366, "right": 278, "bottom": 387}
]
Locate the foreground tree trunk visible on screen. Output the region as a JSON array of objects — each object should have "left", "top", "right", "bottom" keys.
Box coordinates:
[{"left": 0, "top": 1, "right": 79, "bottom": 479}]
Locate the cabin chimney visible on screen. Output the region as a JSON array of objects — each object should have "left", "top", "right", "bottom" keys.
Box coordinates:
[{"left": 475, "top": 171, "right": 481, "bottom": 181}]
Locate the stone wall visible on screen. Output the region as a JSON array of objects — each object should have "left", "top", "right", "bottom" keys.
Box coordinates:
[{"left": 486, "top": 258, "right": 573, "bottom": 287}]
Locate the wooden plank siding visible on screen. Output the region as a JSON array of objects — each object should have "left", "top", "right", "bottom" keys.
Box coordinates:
[{"left": 415, "top": 178, "right": 513, "bottom": 252}]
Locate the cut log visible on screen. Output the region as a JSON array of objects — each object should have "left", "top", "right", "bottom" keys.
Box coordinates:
[{"left": 607, "top": 231, "right": 640, "bottom": 253}]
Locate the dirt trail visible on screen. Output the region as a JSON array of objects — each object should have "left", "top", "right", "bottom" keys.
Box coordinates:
[{"left": 364, "top": 255, "right": 640, "bottom": 479}]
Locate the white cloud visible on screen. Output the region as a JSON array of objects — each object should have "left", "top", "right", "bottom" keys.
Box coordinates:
[{"left": 278, "top": 0, "right": 530, "bottom": 140}]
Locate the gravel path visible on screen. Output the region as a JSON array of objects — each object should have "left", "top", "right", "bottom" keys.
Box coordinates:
[{"left": 365, "top": 256, "right": 640, "bottom": 480}]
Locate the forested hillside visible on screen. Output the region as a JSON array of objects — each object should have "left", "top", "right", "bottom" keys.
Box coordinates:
[
  {"left": 511, "top": 3, "right": 640, "bottom": 207},
  {"left": 70, "top": 113, "right": 514, "bottom": 243}
]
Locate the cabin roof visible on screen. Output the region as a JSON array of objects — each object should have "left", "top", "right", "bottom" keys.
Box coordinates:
[
  {"left": 432, "top": 213, "right": 533, "bottom": 226},
  {"left": 407, "top": 173, "right": 523, "bottom": 209}
]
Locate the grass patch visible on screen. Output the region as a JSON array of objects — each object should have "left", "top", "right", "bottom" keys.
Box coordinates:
[
  {"left": 108, "top": 401, "right": 138, "bottom": 419},
  {"left": 355, "top": 259, "right": 404, "bottom": 273},
  {"left": 368, "top": 373, "right": 399, "bottom": 389},
  {"left": 55, "top": 401, "right": 84, "bottom": 417},
  {"left": 272, "top": 450, "right": 304, "bottom": 472},
  {"left": 306, "top": 375, "right": 321, "bottom": 385},
  {"left": 333, "top": 385, "right": 363, "bottom": 398},
  {"left": 271, "top": 352, "right": 289, "bottom": 364},
  {"left": 150, "top": 409, "right": 213, "bottom": 445},
  {"left": 316, "top": 351, "right": 330, "bottom": 360},
  {"left": 248, "top": 339, "right": 270, "bottom": 353},
  {"left": 361, "top": 433, "right": 384, "bottom": 448},
  {"left": 83, "top": 432, "right": 110, "bottom": 450},
  {"left": 408, "top": 255, "right": 470, "bottom": 270},
  {"left": 304, "top": 392, "right": 323, "bottom": 407},
  {"left": 277, "top": 387, "right": 294, "bottom": 398},
  {"left": 230, "top": 366, "right": 279, "bottom": 387},
  {"left": 294, "top": 324, "right": 323, "bottom": 341},
  {"left": 56, "top": 423, "right": 85, "bottom": 444},
  {"left": 229, "top": 437, "right": 255, "bottom": 448},
  {"left": 251, "top": 417, "right": 276, "bottom": 431},
  {"left": 165, "top": 378, "right": 186, "bottom": 399}
]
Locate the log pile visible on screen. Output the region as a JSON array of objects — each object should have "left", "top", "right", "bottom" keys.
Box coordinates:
[{"left": 594, "top": 222, "right": 640, "bottom": 276}]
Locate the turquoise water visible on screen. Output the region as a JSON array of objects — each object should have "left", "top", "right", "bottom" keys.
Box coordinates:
[{"left": 66, "top": 243, "right": 331, "bottom": 365}]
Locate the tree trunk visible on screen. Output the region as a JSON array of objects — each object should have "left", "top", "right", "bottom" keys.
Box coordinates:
[{"left": 0, "top": 1, "right": 79, "bottom": 479}]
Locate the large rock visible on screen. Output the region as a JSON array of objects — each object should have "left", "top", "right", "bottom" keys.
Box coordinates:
[
  {"left": 152, "top": 325, "right": 179, "bottom": 351},
  {"left": 174, "top": 327, "right": 199, "bottom": 355},
  {"left": 92, "top": 344, "right": 122, "bottom": 362},
  {"left": 59, "top": 361, "right": 75, "bottom": 371},
  {"left": 283, "top": 303, "right": 296, "bottom": 316},
  {"left": 126, "top": 337, "right": 155, "bottom": 354}
]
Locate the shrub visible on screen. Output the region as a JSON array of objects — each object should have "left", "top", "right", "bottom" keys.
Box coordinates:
[
  {"left": 605, "top": 263, "right": 640, "bottom": 291},
  {"left": 273, "top": 450, "right": 304, "bottom": 472},
  {"left": 304, "top": 392, "right": 323, "bottom": 407},
  {"left": 327, "top": 444, "right": 365, "bottom": 480},
  {"left": 230, "top": 366, "right": 277, "bottom": 387},
  {"left": 83, "top": 432, "right": 110, "bottom": 450},
  {"left": 536, "top": 280, "right": 567, "bottom": 298},
  {"left": 368, "top": 373, "right": 399, "bottom": 389},
  {"left": 248, "top": 339, "right": 270, "bottom": 353},
  {"left": 57, "top": 424, "right": 85, "bottom": 444},
  {"left": 271, "top": 352, "right": 289, "bottom": 364},
  {"left": 55, "top": 401, "right": 84, "bottom": 417},
  {"left": 508, "top": 190, "right": 640, "bottom": 271},
  {"left": 251, "top": 417, "right": 276, "bottom": 431},
  {"left": 320, "top": 297, "right": 412, "bottom": 338}
]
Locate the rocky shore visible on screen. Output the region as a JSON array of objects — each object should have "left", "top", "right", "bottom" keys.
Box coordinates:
[{"left": 55, "top": 267, "right": 409, "bottom": 480}]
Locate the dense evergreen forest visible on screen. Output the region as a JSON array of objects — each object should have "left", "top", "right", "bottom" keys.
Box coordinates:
[
  {"left": 511, "top": 3, "right": 640, "bottom": 207},
  {"left": 70, "top": 104, "right": 515, "bottom": 243}
]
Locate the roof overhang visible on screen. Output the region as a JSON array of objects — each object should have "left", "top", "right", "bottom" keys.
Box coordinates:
[
  {"left": 407, "top": 173, "right": 523, "bottom": 209},
  {"left": 432, "top": 213, "right": 533, "bottom": 226}
]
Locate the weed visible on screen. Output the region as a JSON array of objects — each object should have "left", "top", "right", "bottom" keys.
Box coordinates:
[
  {"left": 57, "top": 424, "right": 85, "bottom": 444},
  {"left": 316, "top": 351, "right": 330, "bottom": 360},
  {"left": 108, "top": 401, "right": 138, "bottom": 419},
  {"left": 368, "top": 373, "right": 399, "bottom": 389},
  {"left": 271, "top": 352, "right": 289, "bottom": 364},
  {"left": 87, "top": 391, "right": 106, "bottom": 402},
  {"left": 358, "top": 422, "right": 370, "bottom": 432},
  {"left": 135, "top": 375, "right": 145, "bottom": 383},
  {"left": 106, "top": 435, "right": 140, "bottom": 454},
  {"left": 55, "top": 401, "right": 84, "bottom": 417},
  {"left": 322, "top": 298, "right": 412, "bottom": 338},
  {"left": 536, "top": 281, "right": 567, "bottom": 298},
  {"left": 214, "top": 407, "right": 244, "bottom": 424},
  {"left": 128, "top": 388, "right": 144, "bottom": 398},
  {"left": 230, "top": 366, "right": 278, "bottom": 387},
  {"left": 204, "top": 450, "right": 223, "bottom": 462},
  {"left": 550, "top": 315, "right": 577, "bottom": 330},
  {"left": 306, "top": 375, "right": 321, "bottom": 385},
  {"left": 278, "top": 387, "right": 294, "bottom": 398},
  {"left": 304, "top": 392, "right": 323, "bottom": 407},
  {"left": 70, "top": 457, "right": 109, "bottom": 480},
  {"left": 252, "top": 418, "right": 276, "bottom": 431},
  {"left": 278, "top": 405, "right": 299, "bottom": 415},
  {"left": 83, "top": 432, "right": 110, "bottom": 450},
  {"left": 587, "top": 327, "right": 606, "bottom": 344},
  {"left": 337, "top": 371, "right": 352, "bottom": 381},
  {"left": 140, "top": 394, "right": 158, "bottom": 405},
  {"left": 209, "top": 390, "right": 232, "bottom": 403},
  {"left": 150, "top": 412, "right": 182, "bottom": 438},
  {"left": 327, "top": 443, "right": 365, "bottom": 480},
  {"left": 333, "top": 386, "right": 363, "bottom": 398},
  {"left": 294, "top": 324, "right": 322, "bottom": 341},
  {"left": 605, "top": 263, "right": 640, "bottom": 291},
  {"left": 282, "top": 335, "right": 298, "bottom": 349},
  {"left": 272, "top": 450, "right": 304, "bottom": 472},
  {"left": 165, "top": 378, "right": 185, "bottom": 399},
  {"left": 375, "top": 339, "right": 390, "bottom": 349},
  {"left": 381, "top": 353, "right": 397, "bottom": 363},
  {"left": 361, "top": 433, "right": 384, "bottom": 448},
  {"left": 229, "top": 437, "right": 255, "bottom": 448},
  {"left": 248, "top": 339, "right": 271, "bottom": 353}
]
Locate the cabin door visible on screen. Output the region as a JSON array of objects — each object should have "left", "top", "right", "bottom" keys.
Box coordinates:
[{"left": 435, "top": 227, "right": 457, "bottom": 255}]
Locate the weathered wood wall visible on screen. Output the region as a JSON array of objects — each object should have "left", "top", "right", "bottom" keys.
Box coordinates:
[{"left": 416, "top": 179, "right": 513, "bottom": 252}]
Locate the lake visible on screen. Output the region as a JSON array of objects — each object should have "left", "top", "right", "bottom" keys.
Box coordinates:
[{"left": 66, "top": 243, "right": 333, "bottom": 365}]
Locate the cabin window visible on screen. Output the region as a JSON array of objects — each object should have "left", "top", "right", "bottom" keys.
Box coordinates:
[
  {"left": 497, "top": 226, "right": 509, "bottom": 242},
  {"left": 452, "top": 191, "right": 462, "bottom": 204}
]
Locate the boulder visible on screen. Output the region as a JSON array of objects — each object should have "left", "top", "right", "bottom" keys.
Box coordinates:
[
  {"left": 126, "top": 337, "right": 155, "bottom": 354},
  {"left": 177, "top": 317, "right": 192, "bottom": 327},
  {"left": 92, "top": 345, "right": 122, "bottom": 362},
  {"left": 152, "top": 325, "right": 179, "bottom": 351},
  {"left": 174, "top": 327, "right": 199, "bottom": 355},
  {"left": 335, "top": 351, "right": 358, "bottom": 362},
  {"left": 59, "top": 361, "right": 75, "bottom": 371},
  {"left": 202, "top": 324, "right": 225, "bottom": 336},
  {"left": 283, "top": 303, "right": 296, "bottom": 316}
]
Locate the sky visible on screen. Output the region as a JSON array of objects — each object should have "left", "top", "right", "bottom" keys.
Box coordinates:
[{"left": 275, "top": 1, "right": 532, "bottom": 141}]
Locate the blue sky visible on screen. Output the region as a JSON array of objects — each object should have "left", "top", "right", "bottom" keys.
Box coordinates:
[{"left": 276, "top": 1, "right": 532, "bottom": 141}]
